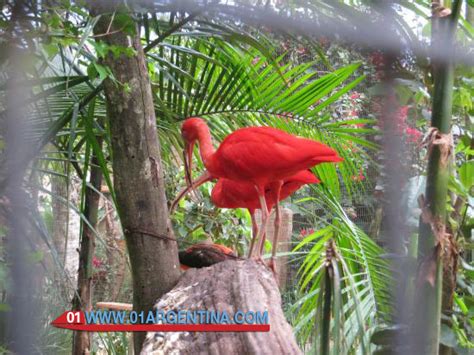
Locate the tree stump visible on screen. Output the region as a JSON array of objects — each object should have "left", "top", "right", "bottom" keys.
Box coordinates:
[{"left": 141, "top": 260, "right": 302, "bottom": 355}]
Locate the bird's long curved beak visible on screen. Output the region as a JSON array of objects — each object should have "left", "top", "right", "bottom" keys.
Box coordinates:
[{"left": 183, "top": 141, "right": 195, "bottom": 189}]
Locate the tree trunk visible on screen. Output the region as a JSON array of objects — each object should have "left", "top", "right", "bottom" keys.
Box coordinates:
[
  {"left": 72, "top": 139, "right": 103, "bottom": 355},
  {"left": 413, "top": 2, "right": 461, "bottom": 354},
  {"left": 141, "top": 260, "right": 302, "bottom": 355},
  {"left": 92, "top": 9, "right": 181, "bottom": 352}
]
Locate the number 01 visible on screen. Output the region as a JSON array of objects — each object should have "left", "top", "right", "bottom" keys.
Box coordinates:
[{"left": 66, "top": 311, "right": 80, "bottom": 323}]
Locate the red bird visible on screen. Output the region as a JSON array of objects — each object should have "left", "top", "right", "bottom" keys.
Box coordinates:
[
  {"left": 211, "top": 170, "right": 320, "bottom": 257},
  {"left": 179, "top": 243, "right": 237, "bottom": 270},
  {"left": 179, "top": 117, "right": 342, "bottom": 269},
  {"left": 171, "top": 171, "right": 319, "bottom": 258}
]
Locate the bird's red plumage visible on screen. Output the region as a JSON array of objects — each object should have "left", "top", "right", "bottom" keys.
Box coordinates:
[
  {"left": 211, "top": 170, "right": 320, "bottom": 213},
  {"left": 181, "top": 118, "right": 342, "bottom": 262},
  {"left": 190, "top": 123, "right": 342, "bottom": 186}
]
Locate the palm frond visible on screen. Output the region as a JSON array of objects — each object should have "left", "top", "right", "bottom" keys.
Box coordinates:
[{"left": 290, "top": 187, "right": 391, "bottom": 352}]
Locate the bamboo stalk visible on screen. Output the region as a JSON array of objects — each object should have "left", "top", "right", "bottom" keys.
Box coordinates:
[
  {"left": 72, "top": 126, "right": 103, "bottom": 355},
  {"left": 321, "top": 268, "right": 332, "bottom": 355},
  {"left": 413, "top": 1, "right": 462, "bottom": 354},
  {"left": 331, "top": 258, "right": 341, "bottom": 355}
]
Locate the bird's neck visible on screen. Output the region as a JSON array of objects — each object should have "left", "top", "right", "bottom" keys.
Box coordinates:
[{"left": 196, "top": 125, "right": 216, "bottom": 168}]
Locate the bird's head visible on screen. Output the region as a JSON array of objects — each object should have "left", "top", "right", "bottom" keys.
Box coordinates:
[
  {"left": 181, "top": 117, "right": 206, "bottom": 141},
  {"left": 181, "top": 117, "right": 206, "bottom": 187}
]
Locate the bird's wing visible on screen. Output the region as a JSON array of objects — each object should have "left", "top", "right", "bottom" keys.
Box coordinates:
[
  {"left": 215, "top": 127, "right": 336, "bottom": 180},
  {"left": 212, "top": 179, "right": 258, "bottom": 209}
]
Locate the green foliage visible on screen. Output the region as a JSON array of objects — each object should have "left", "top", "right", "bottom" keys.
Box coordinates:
[
  {"left": 170, "top": 168, "right": 252, "bottom": 254},
  {"left": 92, "top": 41, "right": 137, "bottom": 60},
  {"left": 1, "top": 4, "right": 377, "bottom": 353},
  {"left": 290, "top": 187, "right": 391, "bottom": 353},
  {"left": 96, "top": 332, "right": 130, "bottom": 355},
  {"left": 459, "top": 161, "right": 474, "bottom": 190},
  {"left": 4, "top": 1, "right": 472, "bottom": 354}
]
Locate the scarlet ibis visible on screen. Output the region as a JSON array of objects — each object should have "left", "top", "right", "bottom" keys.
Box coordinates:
[
  {"left": 179, "top": 243, "right": 237, "bottom": 270},
  {"left": 211, "top": 170, "right": 320, "bottom": 257},
  {"left": 171, "top": 170, "right": 319, "bottom": 258},
  {"left": 180, "top": 117, "right": 342, "bottom": 269}
]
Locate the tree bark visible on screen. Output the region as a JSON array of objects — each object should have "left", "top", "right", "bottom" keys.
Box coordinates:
[
  {"left": 72, "top": 140, "right": 103, "bottom": 355},
  {"left": 92, "top": 10, "right": 181, "bottom": 352},
  {"left": 141, "top": 260, "right": 302, "bottom": 355}
]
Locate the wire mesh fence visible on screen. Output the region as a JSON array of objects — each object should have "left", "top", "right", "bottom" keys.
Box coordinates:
[{"left": 1, "top": 0, "right": 472, "bottom": 354}]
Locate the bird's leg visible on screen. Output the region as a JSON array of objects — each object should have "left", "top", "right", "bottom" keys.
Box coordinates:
[
  {"left": 170, "top": 171, "right": 212, "bottom": 213},
  {"left": 258, "top": 229, "right": 266, "bottom": 256},
  {"left": 258, "top": 209, "right": 271, "bottom": 256},
  {"left": 269, "top": 181, "right": 283, "bottom": 274},
  {"left": 183, "top": 148, "right": 193, "bottom": 188},
  {"left": 256, "top": 209, "right": 268, "bottom": 262},
  {"left": 247, "top": 212, "right": 259, "bottom": 258},
  {"left": 253, "top": 186, "right": 269, "bottom": 262}
]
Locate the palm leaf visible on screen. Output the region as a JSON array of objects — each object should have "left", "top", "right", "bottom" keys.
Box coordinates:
[{"left": 290, "top": 187, "right": 391, "bottom": 352}]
